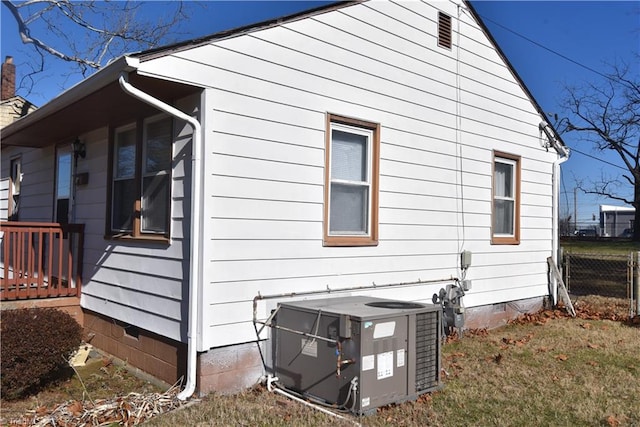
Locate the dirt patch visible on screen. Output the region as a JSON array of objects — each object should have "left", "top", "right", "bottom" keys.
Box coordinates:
[{"left": 0, "top": 355, "right": 168, "bottom": 426}]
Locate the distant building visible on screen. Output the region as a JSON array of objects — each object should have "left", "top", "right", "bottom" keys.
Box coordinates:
[
  {"left": 600, "top": 205, "right": 635, "bottom": 237},
  {"left": 1, "top": 56, "right": 36, "bottom": 128}
]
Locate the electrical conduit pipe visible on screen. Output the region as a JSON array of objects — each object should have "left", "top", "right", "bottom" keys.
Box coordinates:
[
  {"left": 118, "top": 71, "right": 202, "bottom": 400},
  {"left": 540, "top": 121, "right": 570, "bottom": 304}
]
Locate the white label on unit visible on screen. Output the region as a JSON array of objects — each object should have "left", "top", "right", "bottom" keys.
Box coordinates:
[
  {"left": 397, "top": 349, "right": 405, "bottom": 367},
  {"left": 373, "top": 321, "right": 396, "bottom": 339},
  {"left": 377, "top": 351, "right": 394, "bottom": 379},
  {"left": 301, "top": 338, "right": 317, "bottom": 358},
  {"left": 362, "top": 355, "right": 374, "bottom": 371},
  {"left": 362, "top": 397, "right": 370, "bottom": 408}
]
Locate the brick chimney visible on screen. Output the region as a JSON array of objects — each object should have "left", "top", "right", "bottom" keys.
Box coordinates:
[{"left": 1, "top": 56, "right": 16, "bottom": 101}]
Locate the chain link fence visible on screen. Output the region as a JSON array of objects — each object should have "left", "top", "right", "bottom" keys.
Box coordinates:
[{"left": 562, "top": 251, "right": 638, "bottom": 316}]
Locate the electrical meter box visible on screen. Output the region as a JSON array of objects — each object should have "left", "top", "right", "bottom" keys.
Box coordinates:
[{"left": 272, "top": 296, "right": 442, "bottom": 415}]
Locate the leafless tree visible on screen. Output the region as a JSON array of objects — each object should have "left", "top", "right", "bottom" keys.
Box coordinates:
[
  {"left": 2, "top": 0, "right": 192, "bottom": 94},
  {"left": 560, "top": 60, "right": 640, "bottom": 239}
]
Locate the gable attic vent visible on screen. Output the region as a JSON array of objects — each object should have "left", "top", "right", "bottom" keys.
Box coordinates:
[{"left": 438, "top": 12, "right": 452, "bottom": 49}]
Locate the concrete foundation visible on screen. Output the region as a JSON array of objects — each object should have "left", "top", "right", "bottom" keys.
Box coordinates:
[
  {"left": 464, "top": 297, "right": 545, "bottom": 330},
  {"left": 197, "top": 341, "right": 265, "bottom": 396}
]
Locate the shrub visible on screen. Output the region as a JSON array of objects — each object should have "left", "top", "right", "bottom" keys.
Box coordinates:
[{"left": 1, "top": 308, "right": 82, "bottom": 400}]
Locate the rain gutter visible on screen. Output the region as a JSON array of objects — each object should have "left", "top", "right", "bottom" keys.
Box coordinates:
[{"left": 118, "top": 68, "right": 203, "bottom": 401}]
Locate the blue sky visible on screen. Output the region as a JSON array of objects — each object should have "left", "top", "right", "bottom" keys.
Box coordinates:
[
  {"left": 471, "top": 1, "right": 639, "bottom": 226},
  {"left": 2, "top": 1, "right": 638, "bottom": 224}
]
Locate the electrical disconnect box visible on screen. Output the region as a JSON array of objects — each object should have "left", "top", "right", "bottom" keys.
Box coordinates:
[{"left": 272, "top": 296, "right": 442, "bottom": 415}]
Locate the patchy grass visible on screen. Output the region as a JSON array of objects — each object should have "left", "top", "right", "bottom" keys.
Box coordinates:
[
  {"left": 146, "top": 297, "right": 639, "bottom": 427},
  {"left": 4, "top": 297, "right": 638, "bottom": 427}
]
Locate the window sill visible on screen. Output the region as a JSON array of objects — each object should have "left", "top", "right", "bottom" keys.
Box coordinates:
[
  {"left": 491, "top": 236, "right": 520, "bottom": 245},
  {"left": 105, "top": 233, "right": 170, "bottom": 245},
  {"left": 323, "top": 236, "right": 379, "bottom": 247}
]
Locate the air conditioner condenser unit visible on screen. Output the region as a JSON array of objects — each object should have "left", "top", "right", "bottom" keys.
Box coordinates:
[{"left": 272, "top": 296, "right": 442, "bottom": 415}]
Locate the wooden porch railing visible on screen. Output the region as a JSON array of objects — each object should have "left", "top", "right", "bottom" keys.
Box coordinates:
[{"left": 1, "top": 222, "right": 84, "bottom": 300}]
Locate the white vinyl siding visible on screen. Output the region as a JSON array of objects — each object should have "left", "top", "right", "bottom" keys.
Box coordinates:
[
  {"left": 132, "top": 0, "right": 557, "bottom": 349},
  {"left": 154, "top": 2, "right": 546, "bottom": 348},
  {"left": 48, "top": 1, "right": 558, "bottom": 347},
  {"left": 77, "top": 98, "right": 196, "bottom": 342}
]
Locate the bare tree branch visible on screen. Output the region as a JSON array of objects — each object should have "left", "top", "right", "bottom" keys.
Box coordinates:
[
  {"left": 563, "top": 59, "right": 640, "bottom": 239},
  {"left": 2, "top": 0, "right": 100, "bottom": 68},
  {"left": 2, "top": 0, "right": 197, "bottom": 94}
]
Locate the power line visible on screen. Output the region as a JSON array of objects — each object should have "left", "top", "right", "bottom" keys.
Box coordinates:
[
  {"left": 476, "top": 13, "right": 614, "bottom": 82},
  {"left": 475, "top": 9, "right": 636, "bottom": 173},
  {"left": 569, "top": 147, "right": 627, "bottom": 171}
]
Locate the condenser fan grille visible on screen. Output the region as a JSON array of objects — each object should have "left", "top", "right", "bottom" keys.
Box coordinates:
[{"left": 415, "top": 311, "right": 440, "bottom": 391}]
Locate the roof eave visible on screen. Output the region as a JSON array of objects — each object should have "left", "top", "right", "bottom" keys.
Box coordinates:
[{"left": 1, "top": 56, "right": 140, "bottom": 141}]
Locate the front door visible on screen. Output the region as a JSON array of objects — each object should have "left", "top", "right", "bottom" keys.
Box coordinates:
[
  {"left": 53, "top": 146, "right": 76, "bottom": 288},
  {"left": 55, "top": 147, "right": 73, "bottom": 224}
]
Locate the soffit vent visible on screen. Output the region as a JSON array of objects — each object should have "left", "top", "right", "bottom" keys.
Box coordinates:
[{"left": 438, "top": 11, "right": 452, "bottom": 49}]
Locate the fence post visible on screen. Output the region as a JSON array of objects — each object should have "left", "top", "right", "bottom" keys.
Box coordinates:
[
  {"left": 565, "top": 252, "right": 570, "bottom": 294},
  {"left": 636, "top": 252, "right": 640, "bottom": 316}
]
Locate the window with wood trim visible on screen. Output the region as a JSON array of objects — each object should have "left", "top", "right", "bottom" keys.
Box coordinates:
[
  {"left": 8, "top": 156, "right": 21, "bottom": 221},
  {"left": 324, "top": 114, "right": 380, "bottom": 246},
  {"left": 492, "top": 151, "right": 521, "bottom": 244},
  {"left": 438, "top": 11, "right": 452, "bottom": 49},
  {"left": 108, "top": 115, "right": 172, "bottom": 239}
]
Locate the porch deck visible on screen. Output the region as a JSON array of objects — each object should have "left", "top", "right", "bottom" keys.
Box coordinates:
[{"left": 1, "top": 222, "right": 84, "bottom": 301}]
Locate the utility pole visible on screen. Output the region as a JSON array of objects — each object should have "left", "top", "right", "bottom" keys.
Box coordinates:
[{"left": 574, "top": 187, "right": 578, "bottom": 233}]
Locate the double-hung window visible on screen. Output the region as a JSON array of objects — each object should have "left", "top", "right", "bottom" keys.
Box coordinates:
[
  {"left": 492, "top": 151, "right": 521, "bottom": 244},
  {"left": 109, "top": 115, "right": 172, "bottom": 239},
  {"left": 324, "top": 114, "right": 379, "bottom": 246}
]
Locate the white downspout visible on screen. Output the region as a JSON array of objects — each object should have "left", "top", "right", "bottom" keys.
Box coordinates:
[
  {"left": 541, "top": 121, "right": 570, "bottom": 305},
  {"left": 118, "top": 72, "right": 202, "bottom": 400}
]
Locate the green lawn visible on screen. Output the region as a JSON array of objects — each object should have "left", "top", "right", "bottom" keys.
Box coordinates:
[{"left": 561, "top": 238, "right": 640, "bottom": 254}]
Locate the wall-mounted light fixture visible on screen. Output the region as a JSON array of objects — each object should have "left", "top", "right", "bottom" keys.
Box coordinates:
[{"left": 72, "top": 138, "right": 86, "bottom": 160}]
